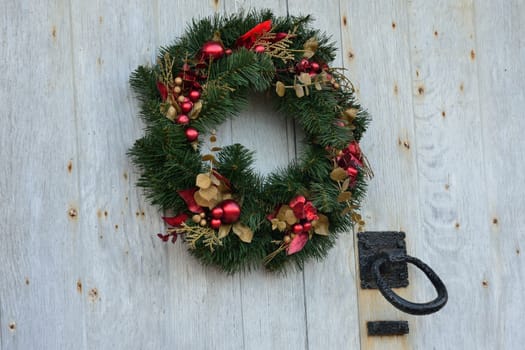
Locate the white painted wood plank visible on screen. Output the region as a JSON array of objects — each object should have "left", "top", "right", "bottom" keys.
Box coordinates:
[
  {"left": 475, "top": 0, "right": 525, "bottom": 348},
  {"left": 406, "top": 0, "right": 495, "bottom": 348},
  {"left": 286, "top": 1, "right": 362, "bottom": 349},
  {"left": 222, "top": 1, "right": 308, "bottom": 349},
  {"left": 155, "top": 2, "right": 246, "bottom": 349},
  {"left": 68, "top": 1, "right": 180, "bottom": 349},
  {"left": 340, "top": 1, "right": 421, "bottom": 349},
  {"left": 0, "top": 1, "right": 84, "bottom": 349}
]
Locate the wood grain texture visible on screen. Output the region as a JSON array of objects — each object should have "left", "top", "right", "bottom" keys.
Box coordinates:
[
  {"left": 287, "top": 1, "right": 362, "bottom": 349},
  {"left": 1, "top": 0, "right": 525, "bottom": 349},
  {"left": 0, "top": 1, "right": 84, "bottom": 349},
  {"left": 340, "top": 1, "right": 419, "bottom": 349},
  {"left": 406, "top": 1, "right": 495, "bottom": 349},
  {"left": 475, "top": 0, "right": 525, "bottom": 348},
  {"left": 222, "top": 2, "right": 308, "bottom": 349}
]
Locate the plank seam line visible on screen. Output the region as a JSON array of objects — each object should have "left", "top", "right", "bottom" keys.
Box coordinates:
[
  {"left": 337, "top": 1, "right": 363, "bottom": 348},
  {"left": 404, "top": 0, "right": 424, "bottom": 245},
  {"left": 67, "top": 1, "right": 88, "bottom": 348},
  {"left": 238, "top": 275, "right": 246, "bottom": 350}
]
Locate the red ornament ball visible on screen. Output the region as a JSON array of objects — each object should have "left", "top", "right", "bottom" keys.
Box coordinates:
[
  {"left": 211, "top": 206, "right": 224, "bottom": 219},
  {"left": 185, "top": 127, "right": 199, "bottom": 142},
  {"left": 189, "top": 90, "right": 201, "bottom": 102},
  {"left": 310, "top": 62, "right": 320, "bottom": 72},
  {"left": 303, "top": 222, "right": 312, "bottom": 232},
  {"left": 225, "top": 48, "right": 233, "bottom": 55},
  {"left": 181, "top": 101, "right": 193, "bottom": 113},
  {"left": 293, "top": 224, "right": 304, "bottom": 234},
  {"left": 210, "top": 218, "right": 222, "bottom": 229},
  {"left": 220, "top": 199, "right": 241, "bottom": 224},
  {"left": 254, "top": 45, "right": 266, "bottom": 53},
  {"left": 176, "top": 114, "right": 190, "bottom": 125},
  {"left": 201, "top": 41, "right": 225, "bottom": 60}
]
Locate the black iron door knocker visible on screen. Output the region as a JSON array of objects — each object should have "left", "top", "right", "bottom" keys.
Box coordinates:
[{"left": 358, "top": 231, "right": 448, "bottom": 316}]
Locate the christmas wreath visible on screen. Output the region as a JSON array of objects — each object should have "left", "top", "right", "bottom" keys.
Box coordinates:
[{"left": 129, "top": 10, "right": 371, "bottom": 273}]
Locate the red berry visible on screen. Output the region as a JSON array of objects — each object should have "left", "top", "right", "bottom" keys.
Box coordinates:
[
  {"left": 303, "top": 222, "right": 312, "bottom": 232},
  {"left": 189, "top": 90, "right": 201, "bottom": 102},
  {"left": 181, "top": 101, "right": 193, "bottom": 113},
  {"left": 211, "top": 206, "right": 224, "bottom": 219},
  {"left": 210, "top": 218, "right": 222, "bottom": 229},
  {"left": 185, "top": 127, "right": 199, "bottom": 142},
  {"left": 293, "top": 224, "right": 304, "bottom": 234},
  {"left": 176, "top": 114, "right": 190, "bottom": 125}
]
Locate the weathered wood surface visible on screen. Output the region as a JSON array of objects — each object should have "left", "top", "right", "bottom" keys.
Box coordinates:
[{"left": 1, "top": 0, "right": 524, "bottom": 349}]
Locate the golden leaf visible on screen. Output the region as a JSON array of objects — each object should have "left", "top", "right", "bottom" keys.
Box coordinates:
[
  {"left": 330, "top": 167, "right": 348, "bottom": 181},
  {"left": 202, "top": 154, "right": 216, "bottom": 162},
  {"left": 210, "top": 135, "right": 217, "bottom": 143},
  {"left": 294, "top": 84, "right": 305, "bottom": 98},
  {"left": 233, "top": 222, "right": 254, "bottom": 243},
  {"left": 189, "top": 101, "right": 202, "bottom": 119},
  {"left": 337, "top": 191, "right": 352, "bottom": 202},
  {"left": 303, "top": 37, "right": 318, "bottom": 57},
  {"left": 211, "top": 146, "right": 222, "bottom": 152},
  {"left": 314, "top": 81, "right": 322, "bottom": 91},
  {"left": 298, "top": 72, "right": 311, "bottom": 85},
  {"left": 277, "top": 205, "right": 298, "bottom": 225},
  {"left": 193, "top": 190, "right": 212, "bottom": 208},
  {"left": 276, "top": 81, "right": 286, "bottom": 97},
  {"left": 196, "top": 173, "right": 211, "bottom": 189},
  {"left": 312, "top": 214, "right": 329, "bottom": 236},
  {"left": 218, "top": 224, "right": 232, "bottom": 239},
  {"left": 271, "top": 218, "right": 288, "bottom": 232},
  {"left": 344, "top": 108, "right": 358, "bottom": 120},
  {"left": 303, "top": 50, "right": 314, "bottom": 59},
  {"left": 199, "top": 186, "right": 219, "bottom": 202},
  {"left": 342, "top": 178, "right": 351, "bottom": 191},
  {"left": 305, "top": 85, "right": 310, "bottom": 96}
]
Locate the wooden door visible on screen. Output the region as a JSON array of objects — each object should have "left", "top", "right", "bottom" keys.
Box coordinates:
[{"left": 1, "top": 1, "right": 523, "bottom": 349}]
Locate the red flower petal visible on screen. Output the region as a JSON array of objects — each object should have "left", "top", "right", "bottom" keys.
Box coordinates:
[
  {"left": 156, "top": 82, "right": 168, "bottom": 101},
  {"left": 162, "top": 213, "right": 189, "bottom": 227},
  {"left": 303, "top": 202, "right": 318, "bottom": 221},
  {"left": 287, "top": 232, "right": 309, "bottom": 255},
  {"left": 236, "top": 20, "right": 272, "bottom": 48},
  {"left": 178, "top": 188, "right": 204, "bottom": 213},
  {"left": 289, "top": 195, "right": 306, "bottom": 219}
]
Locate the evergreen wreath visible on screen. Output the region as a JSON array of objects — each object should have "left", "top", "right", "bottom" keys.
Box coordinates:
[{"left": 129, "top": 10, "right": 371, "bottom": 273}]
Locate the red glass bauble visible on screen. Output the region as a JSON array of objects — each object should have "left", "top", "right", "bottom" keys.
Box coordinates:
[
  {"left": 201, "top": 41, "right": 225, "bottom": 60},
  {"left": 211, "top": 206, "right": 224, "bottom": 219},
  {"left": 210, "top": 218, "right": 222, "bottom": 229},
  {"left": 310, "top": 62, "right": 320, "bottom": 72},
  {"left": 176, "top": 114, "right": 190, "bottom": 125},
  {"left": 185, "top": 127, "right": 199, "bottom": 142},
  {"left": 181, "top": 101, "right": 193, "bottom": 113},
  {"left": 220, "top": 199, "right": 241, "bottom": 224},
  {"left": 189, "top": 90, "right": 201, "bottom": 102},
  {"left": 293, "top": 224, "right": 304, "bottom": 234},
  {"left": 303, "top": 222, "right": 312, "bottom": 232}
]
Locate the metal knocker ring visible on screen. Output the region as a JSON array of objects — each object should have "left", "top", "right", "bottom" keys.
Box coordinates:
[{"left": 372, "top": 253, "right": 448, "bottom": 315}]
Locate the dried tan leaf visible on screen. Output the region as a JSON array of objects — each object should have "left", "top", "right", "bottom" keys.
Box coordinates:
[
  {"left": 189, "top": 101, "right": 202, "bottom": 119},
  {"left": 233, "top": 222, "right": 254, "bottom": 243},
  {"left": 218, "top": 224, "right": 232, "bottom": 239},
  {"left": 196, "top": 173, "right": 211, "bottom": 189},
  {"left": 303, "top": 37, "right": 319, "bottom": 55},
  {"left": 202, "top": 154, "right": 216, "bottom": 162},
  {"left": 211, "top": 147, "right": 222, "bottom": 152},
  {"left": 314, "top": 81, "right": 322, "bottom": 91},
  {"left": 342, "top": 178, "right": 351, "bottom": 191},
  {"left": 271, "top": 218, "right": 288, "bottom": 232},
  {"left": 199, "top": 186, "right": 218, "bottom": 202},
  {"left": 294, "top": 84, "right": 305, "bottom": 98},
  {"left": 276, "top": 81, "right": 286, "bottom": 97},
  {"left": 209, "top": 135, "right": 217, "bottom": 143},
  {"left": 344, "top": 108, "right": 358, "bottom": 120},
  {"left": 194, "top": 190, "right": 211, "bottom": 208},
  {"left": 337, "top": 191, "right": 352, "bottom": 202},
  {"left": 330, "top": 167, "right": 348, "bottom": 181},
  {"left": 312, "top": 214, "right": 329, "bottom": 236},
  {"left": 277, "top": 205, "right": 297, "bottom": 225},
  {"left": 298, "top": 72, "right": 311, "bottom": 85}
]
